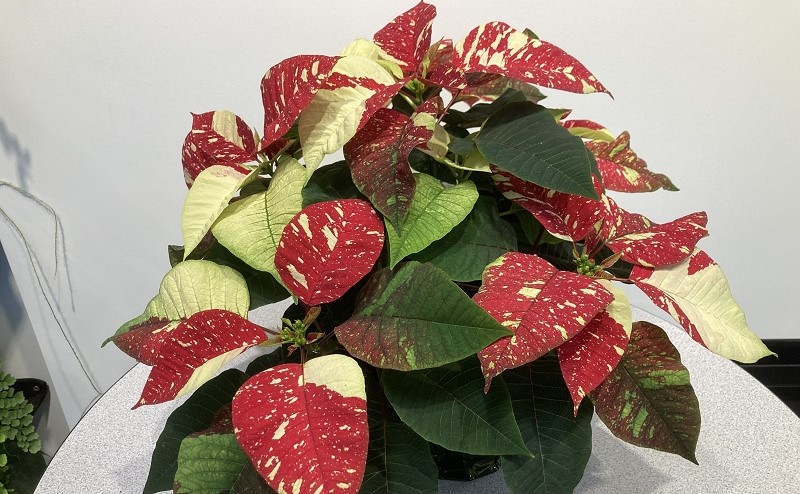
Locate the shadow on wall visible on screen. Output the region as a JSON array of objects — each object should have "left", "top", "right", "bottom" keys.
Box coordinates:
[{"left": 0, "top": 116, "right": 31, "bottom": 190}]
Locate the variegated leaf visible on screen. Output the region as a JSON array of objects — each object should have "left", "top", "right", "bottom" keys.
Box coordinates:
[
  {"left": 299, "top": 56, "right": 407, "bottom": 172},
  {"left": 558, "top": 280, "right": 632, "bottom": 412},
  {"left": 373, "top": 1, "right": 436, "bottom": 72},
  {"left": 232, "top": 354, "right": 368, "bottom": 494},
  {"left": 587, "top": 132, "right": 678, "bottom": 192},
  {"left": 590, "top": 321, "right": 700, "bottom": 463},
  {"left": 456, "top": 76, "right": 547, "bottom": 106},
  {"left": 181, "top": 111, "right": 257, "bottom": 188},
  {"left": 339, "top": 39, "right": 403, "bottom": 79},
  {"left": 601, "top": 197, "right": 708, "bottom": 268},
  {"left": 181, "top": 165, "right": 257, "bottom": 257},
  {"left": 454, "top": 22, "right": 609, "bottom": 95},
  {"left": 212, "top": 156, "right": 307, "bottom": 281},
  {"left": 134, "top": 309, "right": 274, "bottom": 408},
  {"left": 343, "top": 107, "right": 433, "bottom": 230},
  {"left": 562, "top": 119, "right": 614, "bottom": 142},
  {"left": 475, "top": 252, "right": 613, "bottom": 390},
  {"left": 492, "top": 167, "right": 604, "bottom": 242},
  {"left": 631, "top": 249, "right": 774, "bottom": 363},
  {"left": 261, "top": 55, "right": 338, "bottom": 148},
  {"left": 385, "top": 173, "right": 478, "bottom": 267},
  {"left": 274, "top": 199, "right": 385, "bottom": 306},
  {"left": 422, "top": 39, "right": 467, "bottom": 90}
]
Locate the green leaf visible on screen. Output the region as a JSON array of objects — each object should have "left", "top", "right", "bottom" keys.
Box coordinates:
[
  {"left": 142, "top": 369, "right": 248, "bottom": 494},
  {"left": 412, "top": 196, "right": 517, "bottom": 282},
  {"left": 501, "top": 356, "right": 593, "bottom": 494},
  {"left": 231, "top": 461, "right": 275, "bottom": 493},
  {"left": 302, "top": 161, "right": 366, "bottom": 207},
  {"left": 182, "top": 165, "right": 257, "bottom": 257},
  {"left": 212, "top": 156, "right": 307, "bottom": 283},
  {"left": 385, "top": 174, "right": 478, "bottom": 267},
  {"left": 380, "top": 357, "right": 530, "bottom": 457},
  {"left": 2, "top": 443, "right": 47, "bottom": 494},
  {"left": 174, "top": 433, "right": 250, "bottom": 493},
  {"left": 590, "top": 321, "right": 701, "bottom": 463},
  {"left": 360, "top": 369, "right": 438, "bottom": 494},
  {"left": 444, "top": 88, "right": 528, "bottom": 128},
  {"left": 335, "top": 262, "right": 511, "bottom": 370},
  {"left": 475, "top": 101, "right": 599, "bottom": 199}
]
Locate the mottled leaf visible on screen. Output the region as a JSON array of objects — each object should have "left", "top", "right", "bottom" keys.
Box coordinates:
[
  {"left": 587, "top": 132, "right": 678, "bottom": 192},
  {"left": 181, "top": 165, "right": 257, "bottom": 257},
  {"left": 475, "top": 101, "right": 599, "bottom": 199},
  {"left": 212, "top": 157, "right": 307, "bottom": 281},
  {"left": 335, "top": 261, "right": 511, "bottom": 370},
  {"left": 590, "top": 321, "right": 701, "bottom": 463},
  {"left": 134, "top": 309, "right": 275, "bottom": 408},
  {"left": 457, "top": 76, "right": 547, "bottom": 107},
  {"left": 381, "top": 357, "right": 530, "bottom": 456},
  {"left": 412, "top": 196, "right": 517, "bottom": 281},
  {"left": 174, "top": 433, "right": 250, "bottom": 493},
  {"left": 274, "top": 199, "right": 384, "bottom": 306},
  {"left": 373, "top": 1, "right": 437, "bottom": 72},
  {"left": 631, "top": 249, "right": 774, "bottom": 363},
  {"left": 475, "top": 252, "right": 613, "bottom": 389},
  {"left": 601, "top": 198, "right": 708, "bottom": 268},
  {"left": 562, "top": 119, "right": 614, "bottom": 142},
  {"left": 299, "top": 56, "right": 407, "bottom": 172},
  {"left": 344, "top": 108, "right": 434, "bottom": 229},
  {"left": 385, "top": 173, "right": 478, "bottom": 267},
  {"left": 454, "top": 22, "right": 609, "bottom": 95},
  {"left": 232, "top": 354, "right": 368, "bottom": 494},
  {"left": 261, "top": 55, "right": 338, "bottom": 147},
  {"left": 501, "top": 356, "right": 593, "bottom": 494},
  {"left": 143, "top": 369, "right": 248, "bottom": 494},
  {"left": 182, "top": 111, "right": 257, "bottom": 188},
  {"left": 492, "top": 168, "right": 604, "bottom": 242},
  {"left": 558, "top": 281, "right": 632, "bottom": 412}
]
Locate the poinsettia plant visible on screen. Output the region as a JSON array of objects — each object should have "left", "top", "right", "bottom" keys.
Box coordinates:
[{"left": 105, "top": 2, "right": 774, "bottom": 493}]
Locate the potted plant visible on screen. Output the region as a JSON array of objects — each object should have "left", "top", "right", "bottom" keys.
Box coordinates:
[{"left": 105, "top": 2, "right": 773, "bottom": 493}]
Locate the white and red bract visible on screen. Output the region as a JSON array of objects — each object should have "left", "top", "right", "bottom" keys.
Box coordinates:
[
  {"left": 587, "top": 132, "right": 676, "bottom": 192},
  {"left": 631, "top": 249, "right": 774, "bottom": 363},
  {"left": 275, "top": 199, "right": 385, "bottom": 306},
  {"left": 454, "top": 22, "right": 609, "bottom": 95},
  {"left": 373, "top": 1, "right": 436, "bottom": 73},
  {"left": 474, "top": 252, "right": 613, "bottom": 390},
  {"left": 133, "top": 309, "right": 271, "bottom": 408},
  {"left": 232, "top": 354, "right": 368, "bottom": 494},
  {"left": 181, "top": 110, "right": 256, "bottom": 187}
]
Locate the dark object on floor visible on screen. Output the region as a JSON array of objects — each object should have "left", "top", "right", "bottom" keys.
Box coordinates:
[{"left": 737, "top": 339, "right": 799, "bottom": 417}]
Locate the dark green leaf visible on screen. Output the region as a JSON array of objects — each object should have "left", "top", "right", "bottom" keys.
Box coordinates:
[
  {"left": 2, "top": 443, "right": 47, "bottom": 494},
  {"left": 231, "top": 461, "right": 275, "bottom": 494},
  {"left": 444, "top": 89, "right": 528, "bottom": 128},
  {"left": 501, "top": 356, "right": 593, "bottom": 494},
  {"left": 174, "top": 433, "right": 250, "bottom": 493},
  {"left": 408, "top": 149, "right": 458, "bottom": 184},
  {"left": 142, "top": 369, "right": 247, "bottom": 494},
  {"left": 245, "top": 347, "right": 296, "bottom": 376},
  {"left": 475, "top": 101, "right": 599, "bottom": 199},
  {"left": 381, "top": 357, "right": 530, "bottom": 457},
  {"left": 447, "top": 136, "right": 475, "bottom": 156},
  {"left": 413, "top": 196, "right": 517, "bottom": 282},
  {"left": 335, "top": 262, "right": 511, "bottom": 370},
  {"left": 590, "top": 321, "right": 701, "bottom": 463},
  {"left": 302, "top": 161, "right": 366, "bottom": 208}
]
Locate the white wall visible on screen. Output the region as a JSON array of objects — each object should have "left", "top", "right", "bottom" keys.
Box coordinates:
[{"left": 1, "top": 0, "right": 798, "bottom": 427}]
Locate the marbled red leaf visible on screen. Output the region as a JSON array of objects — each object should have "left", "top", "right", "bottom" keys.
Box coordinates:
[
  {"left": 373, "top": 1, "right": 436, "bottom": 72},
  {"left": 274, "top": 199, "right": 385, "bottom": 306},
  {"left": 181, "top": 111, "right": 256, "bottom": 187},
  {"left": 587, "top": 132, "right": 677, "bottom": 192}
]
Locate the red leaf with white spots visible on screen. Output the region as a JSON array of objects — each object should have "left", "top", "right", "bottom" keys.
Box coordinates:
[
  {"left": 474, "top": 252, "right": 613, "bottom": 390},
  {"left": 343, "top": 107, "right": 434, "bottom": 229},
  {"left": 232, "top": 354, "right": 368, "bottom": 494},
  {"left": 109, "top": 317, "right": 174, "bottom": 366},
  {"left": 558, "top": 281, "right": 632, "bottom": 413},
  {"left": 423, "top": 39, "right": 468, "bottom": 90},
  {"left": 492, "top": 168, "right": 604, "bottom": 241},
  {"left": 181, "top": 111, "right": 256, "bottom": 187},
  {"left": 134, "top": 309, "right": 272, "bottom": 408},
  {"left": 561, "top": 119, "right": 615, "bottom": 142},
  {"left": 601, "top": 197, "right": 708, "bottom": 268},
  {"left": 453, "top": 22, "right": 609, "bottom": 95},
  {"left": 373, "top": 1, "right": 436, "bottom": 72},
  {"left": 274, "top": 199, "right": 385, "bottom": 306},
  {"left": 631, "top": 249, "right": 774, "bottom": 363},
  {"left": 260, "top": 55, "right": 339, "bottom": 147},
  {"left": 587, "top": 132, "right": 677, "bottom": 192}
]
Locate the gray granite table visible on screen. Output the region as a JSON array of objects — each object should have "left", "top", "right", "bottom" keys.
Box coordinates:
[{"left": 36, "top": 308, "right": 800, "bottom": 493}]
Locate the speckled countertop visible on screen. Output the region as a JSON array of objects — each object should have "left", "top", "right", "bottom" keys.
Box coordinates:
[{"left": 36, "top": 307, "right": 800, "bottom": 494}]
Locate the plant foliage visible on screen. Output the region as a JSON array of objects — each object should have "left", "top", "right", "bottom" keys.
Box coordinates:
[{"left": 106, "top": 3, "right": 773, "bottom": 493}]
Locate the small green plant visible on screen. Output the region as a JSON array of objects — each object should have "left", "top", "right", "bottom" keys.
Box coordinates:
[{"left": 0, "top": 363, "right": 43, "bottom": 494}]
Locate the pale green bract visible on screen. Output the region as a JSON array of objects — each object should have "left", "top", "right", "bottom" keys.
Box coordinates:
[
  {"left": 181, "top": 165, "right": 257, "bottom": 257},
  {"left": 212, "top": 156, "right": 307, "bottom": 283},
  {"left": 386, "top": 173, "right": 478, "bottom": 267}
]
